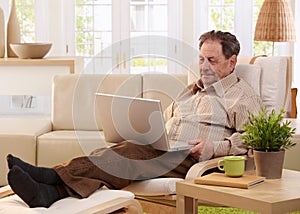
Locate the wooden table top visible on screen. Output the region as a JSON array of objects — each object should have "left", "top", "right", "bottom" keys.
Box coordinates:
[{"left": 177, "top": 169, "right": 300, "bottom": 214}]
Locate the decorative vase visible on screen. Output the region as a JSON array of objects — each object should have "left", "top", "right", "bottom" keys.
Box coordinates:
[
  {"left": 7, "top": 0, "right": 20, "bottom": 57},
  {"left": 253, "top": 150, "right": 285, "bottom": 179},
  {"left": 0, "top": 7, "right": 4, "bottom": 58}
]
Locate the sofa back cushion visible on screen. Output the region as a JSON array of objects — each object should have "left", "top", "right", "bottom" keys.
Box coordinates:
[
  {"left": 234, "top": 64, "right": 261, "bottom": 96},
  {"left": 52, "top": 74, "right": 142, "bottom": 131},
  {"left": 142, "top": 74, "right": 187, "bottom": 110},
  {"left": 253, "top": 56, "right": 288, "bottom": 113}
]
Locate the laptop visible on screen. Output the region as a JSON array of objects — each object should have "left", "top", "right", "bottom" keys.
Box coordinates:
[{"left": 95, "top": 93, "right": 193, "bottom": 151}]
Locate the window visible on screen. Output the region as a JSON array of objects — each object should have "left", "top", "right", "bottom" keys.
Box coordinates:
[
  {"left": 14, "top": 0, "right": 295, "bottom": 70},
  {"left": 16, "top": 0, "right": 35, "bottom": 42},
  {"left": 73, "top": 0, "right": 173, "bottom": 73},
  {"left": 252, "top": 0, "right": 277, "bottom": 56},
  {"left": 75, "top": 0, "right": 112, "bottom": 65},
  {"left": 207, "top": 0, "right": 276, "bottom": 56},
  {"left": 130, "top": 0, "right": 168, "bottom": 35},
  {"left": 208, "top": 0, "right": 234, "bottom": 31},
  {"left": 130, "top": 0, "right": 168, "bottom": 73}
]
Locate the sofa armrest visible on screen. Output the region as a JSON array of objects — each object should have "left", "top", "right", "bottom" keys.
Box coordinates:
[
  {"left": 185, "top": 157, "right": 224, "bottom": 180},
  {"left": 289, "top": 88, "right": 298, "bottom": 118}
]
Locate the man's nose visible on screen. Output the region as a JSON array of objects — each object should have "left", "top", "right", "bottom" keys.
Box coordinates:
[{"left": 201, "top": 58, "right": 210, "bottom": 70}]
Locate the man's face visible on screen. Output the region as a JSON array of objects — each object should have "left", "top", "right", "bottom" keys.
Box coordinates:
[{"left": 199, "top": 39, "right": 237, "bottom": 87}]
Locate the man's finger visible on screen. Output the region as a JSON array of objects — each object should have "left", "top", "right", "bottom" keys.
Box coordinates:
[{"left": 187, "top": 139, "right": 201, "bottom": 145}]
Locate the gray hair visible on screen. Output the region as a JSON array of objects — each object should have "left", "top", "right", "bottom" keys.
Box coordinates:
[{"left": 199, "top": 30, "right": 240, "bottom": 59}]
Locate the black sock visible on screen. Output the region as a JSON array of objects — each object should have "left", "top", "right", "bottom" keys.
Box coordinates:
[
  {"left": 8, "top": 165, "right": 67, "bottom": 208},
  {"left": 7, "top": 154, "right": 62, "bottom": 185}
]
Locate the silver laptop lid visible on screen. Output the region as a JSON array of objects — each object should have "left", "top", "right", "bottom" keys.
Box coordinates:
[{"left": 95, "top": 93, "right": 168, "bottom": 148}]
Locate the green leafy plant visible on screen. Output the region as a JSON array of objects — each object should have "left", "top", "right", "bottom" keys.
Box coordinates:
[{"left": 241, "top": 107, "right": 296, "bottom": 152}]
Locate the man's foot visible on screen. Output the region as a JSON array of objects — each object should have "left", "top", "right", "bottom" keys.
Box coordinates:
[
  {"left": 8, "top": 165, "right": 64, "bottom": 208},
  {"left": 7, "top": 154, "right": 62, "bottom": 184}
]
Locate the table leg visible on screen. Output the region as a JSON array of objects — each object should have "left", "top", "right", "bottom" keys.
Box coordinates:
[{"left": 176, "top": 194, "right": 198, "bottom": 214}]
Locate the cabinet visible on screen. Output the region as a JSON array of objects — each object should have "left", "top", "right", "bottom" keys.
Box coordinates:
[
  {"left": 0, "top": 57, "right": 83, "bottom": 95},
  {"left": 0, "top": 57, "right": 83, "bottom": 116}
]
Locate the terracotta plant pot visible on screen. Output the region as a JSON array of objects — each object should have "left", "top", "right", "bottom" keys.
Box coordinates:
[{"left": 253, "top": 150, "right": 285, "bottom": 179}]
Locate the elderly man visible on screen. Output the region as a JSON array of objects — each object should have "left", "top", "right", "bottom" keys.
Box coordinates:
[{"left": 7, "top": 30, "right": 262, "bottom": 208}]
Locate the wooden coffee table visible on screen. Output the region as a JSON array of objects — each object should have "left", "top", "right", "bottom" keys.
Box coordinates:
[{"left": 176, "top": 169, "right": 300, "bottom": 214}]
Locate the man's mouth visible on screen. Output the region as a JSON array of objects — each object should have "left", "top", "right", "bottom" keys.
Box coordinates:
[{"left": 201, "top": 73, "right": 214, "bottom": 76}]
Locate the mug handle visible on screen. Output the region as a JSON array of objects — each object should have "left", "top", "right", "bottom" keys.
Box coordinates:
[{"left": 218, "top": 159, "right": 225, "bottom": 171}]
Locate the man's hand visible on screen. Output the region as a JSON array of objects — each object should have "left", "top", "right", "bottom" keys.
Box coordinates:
[{"left": 188, "top": 139, "right": 214, "bottom": 161}]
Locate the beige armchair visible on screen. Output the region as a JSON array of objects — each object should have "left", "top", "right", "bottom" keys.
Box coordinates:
[{"left": 123, "top": 56, "right": 297, "bottom": 213}]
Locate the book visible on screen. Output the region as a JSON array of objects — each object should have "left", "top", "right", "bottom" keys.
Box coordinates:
[{"left": 194, "top": 172, "right": 265, "bottom": 189}]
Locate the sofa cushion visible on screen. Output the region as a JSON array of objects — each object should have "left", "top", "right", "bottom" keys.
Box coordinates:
[
  {"left": 37, "top": 130, "right": 108, "bottom": 167},
  {"left": 142, "top": 74, "right": 187, "bottom": 110},
  {"left": 123, "top": 177, "right": 184, "bottom": 196},
  {"left": 0, "top": 118, "right": 51, "bottom": 186},
  {"left": 52, "top": 74, "right": 142, "bottom": 131}
]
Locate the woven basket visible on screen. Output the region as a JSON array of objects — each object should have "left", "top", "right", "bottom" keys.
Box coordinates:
[{"left": 254, "top": 0, "right": 296, "bottom": 42}]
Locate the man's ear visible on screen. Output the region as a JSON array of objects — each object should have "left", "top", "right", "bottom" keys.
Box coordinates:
[{"left": 229, "top": 55, "right": 237, "bottom": 69}]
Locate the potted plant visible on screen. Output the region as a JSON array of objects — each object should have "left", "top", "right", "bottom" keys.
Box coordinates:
[{"left": 241, "top": 107, "right": 296, "bottom": 179}]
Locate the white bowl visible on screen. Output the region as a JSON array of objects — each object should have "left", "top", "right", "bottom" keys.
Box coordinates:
[{"left": 10, "top": 43, "right": 52, "bottom": 59}]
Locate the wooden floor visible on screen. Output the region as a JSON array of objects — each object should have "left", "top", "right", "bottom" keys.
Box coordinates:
[{"left": 137, "top": 199, "right": 176, "bottom": 214}]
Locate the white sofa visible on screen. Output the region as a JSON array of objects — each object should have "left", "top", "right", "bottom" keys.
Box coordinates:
[
  {"left": 37, "top": 73, "right": 188, "bottom": 167},
  {"left": 0, "top": 56, "right": 298, "bottom": 189}
]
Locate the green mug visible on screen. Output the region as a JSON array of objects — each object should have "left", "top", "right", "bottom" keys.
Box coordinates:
[{"left": 217, "top": 156, "right": 245, "bottom": 177}]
